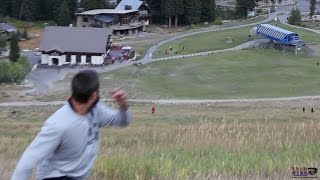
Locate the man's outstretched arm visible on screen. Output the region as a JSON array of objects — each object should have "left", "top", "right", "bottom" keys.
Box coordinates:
[
  {"left": 97, "top": 89, "right": 132, "bottom": 127},
  {"left": 97, "top": 104, "right": 132, "bottom": 127}
]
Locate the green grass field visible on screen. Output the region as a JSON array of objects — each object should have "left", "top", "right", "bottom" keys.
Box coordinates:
[
  {"left": 1, "top": 101, "right": 320, "bottom": 179},
  {"left": 154, "top": 21, "right": 320, "bottom": 58},
  {"left": 92, "top": 49, "right": 320, "bottom": 100},
  {"left": 44, "top": 49, "right": 320, "bottom": 101},
  {"left": 154, "top": 26, "right": 254, "bottom": 58}
]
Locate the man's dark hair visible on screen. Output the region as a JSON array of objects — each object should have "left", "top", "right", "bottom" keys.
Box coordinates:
[{"left": 71, "top": 70, "right": 100, "bottom": 103}]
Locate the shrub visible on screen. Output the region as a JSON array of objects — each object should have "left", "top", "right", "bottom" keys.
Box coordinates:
[
  {"left": 0, "top": 57, "right": 31, "bottom": 83},
  {"left": 288, "top": 8, "right": 301, "bottom": 26}
]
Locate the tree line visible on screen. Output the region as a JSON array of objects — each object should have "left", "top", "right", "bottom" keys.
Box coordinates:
[
  {"left": 149, "top": 0, "right": 260, "bottom": 26},
  {"left": 0, "top": 0, "right": 113, "bottom": 25},
  {"left": 148, "top": 0, "right": 216, "bottom": 27},
  {"left": 0, "top": 0, "right": 217, "bottom": 26},
  {"left": 0, "top": 0, "right": 260, "bottom": 26}
]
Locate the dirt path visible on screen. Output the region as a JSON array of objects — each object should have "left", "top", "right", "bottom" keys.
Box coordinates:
[{"left": 1, "top": 95, "right": 320, "bottom": 106}]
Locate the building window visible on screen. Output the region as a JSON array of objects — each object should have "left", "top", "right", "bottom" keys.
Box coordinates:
[
  {"left": 76, "top": 55, "right": 81, "bottom": 63},
  {"left": 140, "top": 10, "right": 148, "bottom": 15},
  {"left": 86, "top": 55, "right": 92, "bottom": 63},
  {"left": 66, "top": 55, "right": 71, "bottom": 62},
  {"left": 124, "top": 5, "right": 132, "bottom": 10},
  {"left": 83, "top": 17, "right": 88, "bottom": 22}
]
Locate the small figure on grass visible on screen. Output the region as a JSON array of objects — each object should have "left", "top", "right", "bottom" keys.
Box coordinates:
[{"left": 151, "top": 106, "right": 156, "bottom": 114}]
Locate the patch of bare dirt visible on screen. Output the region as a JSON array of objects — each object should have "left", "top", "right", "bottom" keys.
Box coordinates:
[
  {"left": 304, "top": 42, "right": 320, "bottom": 56},
  {"left": 301, "top": 21, "right": 320, "bottom": 30},
  {"left": 19, "top": 28, "right": 42, "bottom": 50}
]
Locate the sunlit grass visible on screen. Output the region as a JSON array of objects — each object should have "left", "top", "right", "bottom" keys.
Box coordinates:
[{"left": 1, "top": 101, "right": 320, "bottom": 179}]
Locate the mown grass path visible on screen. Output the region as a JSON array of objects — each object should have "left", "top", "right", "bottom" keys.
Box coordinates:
[{"left": 2, "top": 95, "right": 320, "bottom": 106}]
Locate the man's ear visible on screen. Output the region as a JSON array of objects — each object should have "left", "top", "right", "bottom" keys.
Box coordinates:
[{"left": 90, "top": 91, "right": 98, "bottom": 101}]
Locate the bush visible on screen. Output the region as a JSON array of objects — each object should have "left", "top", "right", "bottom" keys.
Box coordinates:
[
  {"left": 0, "top": 57, "right": 31, "bottom": 83},
  {"left": 256, "top": 9, "right": 263, "bottom": 14},
  {"left": 270, "top": 3, "right": 276, "bottom": 13},
  {"left": 213, "top": 17, "right": 223, "bottom": 25},
  {"left": 22, "top": 28, "right": 29, "bottom": 39},
  {"left": 215, "top": 8, "right": 238, "bottom": 20},
  {"left": 288, "top": 8, "right": 301, "bottom": 26}
]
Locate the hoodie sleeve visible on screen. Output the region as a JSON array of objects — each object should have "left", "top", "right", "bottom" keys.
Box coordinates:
[
  {"left": 11, "top": 120, "right": 62, "bottom": 180},
  {"left": 96, "top": 102, "right": 132, "bottom": 128}
]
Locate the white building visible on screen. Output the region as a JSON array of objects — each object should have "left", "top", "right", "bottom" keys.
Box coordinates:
[{"left": 39, "top": 26, "right": 113, "bottom": 66}]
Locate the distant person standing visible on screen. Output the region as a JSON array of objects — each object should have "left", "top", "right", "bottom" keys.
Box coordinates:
[
  {"left": 149, "top": 52, "right": 152, "bottom": 59},
  {"left": 151, "top": 106, "right": 156, "bottom": 114},
  {"left": 11, "top": 70, "right": 132, "bottom": 180}
]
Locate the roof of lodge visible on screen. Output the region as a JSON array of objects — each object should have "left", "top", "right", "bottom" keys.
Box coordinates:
[
  {"left": 115, "top": 0, "right": 143, "bottom": 10},
  {"left": 76, "top": 9, "right": 138, "bottom": 16},
  {"left": 40, "top": 26, "right": 113, "bottom": 54},
  {"left": 0, "top": 23, "right": 17, "bottom": 32}
]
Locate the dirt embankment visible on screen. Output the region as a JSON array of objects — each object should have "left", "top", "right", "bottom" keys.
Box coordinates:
[{"left": 18, "top": 28, "right": 42, "bottom": 50}]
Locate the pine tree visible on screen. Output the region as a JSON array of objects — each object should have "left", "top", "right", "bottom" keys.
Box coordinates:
[
  {"left": 9, "top": 33, "right": 20, "bottom": 62},
  {"left": 149, "top": 0, "right": 163, "bottom": 23},
  {"left": 0, "top": 33, "right": 6, "bottom": 52},
  {"left": 0, "top": 0, "right": 10, "bottom": 16},
  {"left": 201, "top": 0, "right": 216, "bottom": 22},
  {"left": 63, "top": 0, "right": 77, "bottom": 21},
  {"left": 288, "top": 8, "right": 301, "bottom": 26},
  {"left": 20, "top": 0, "right": 41, "bottom": 21},
  {"left": 80, "top": 0, "right": 106, "bottom": 10},
  {"left": 310, "top": 0, "right": 316, "bottom": 17},
  {"left": 39, "top": 0, "right": 56, "bottom": 20},
  {"left": 56, "top": 0, "right": 72, "bottom": 26},
  {"left": 174, "top": 0, "right": 184, "bottom": 28},
  {"left": 11, "top": 0, "right": 23, "bottom": 19},
  {"left": 236, "top": 0, "right": 255, "bottom": 18},
  {"left": 96, "top": 0, "right": 106, "bottom": 9},
  {"left": 184, "top": 0, "right": 201, "bottom": 25},
  {"left": 162, "top": 0, "right": 175, "bottom": 28}
]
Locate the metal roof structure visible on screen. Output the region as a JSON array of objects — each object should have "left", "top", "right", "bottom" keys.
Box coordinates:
[
  {"left": 115, "top": 0, "right": 143, "bottom": 10},
  {"left": 0, "top": 23, "right": 17, "bottom": 33},
  {"left": 76, "top": 9, "right": 138, "bottom": 16},
  {"left": 256, "top": 24, "right": 300, "bottom": 45},
  {"left": 40, "top": 26, "right": 113, "bottom": 54}
]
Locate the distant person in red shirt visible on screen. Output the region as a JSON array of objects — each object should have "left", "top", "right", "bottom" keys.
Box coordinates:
[{"left": 152, "top": 106, "right": 156, "bottom": 114}]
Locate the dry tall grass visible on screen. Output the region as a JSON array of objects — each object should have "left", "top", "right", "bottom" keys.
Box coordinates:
[{"left": 1, "top": 100, "right": 319, "bottom": 179}]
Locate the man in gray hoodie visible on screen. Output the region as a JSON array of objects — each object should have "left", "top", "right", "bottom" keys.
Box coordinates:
[{"left": 11, "top": 70, "right": 132, "bottom": 180}]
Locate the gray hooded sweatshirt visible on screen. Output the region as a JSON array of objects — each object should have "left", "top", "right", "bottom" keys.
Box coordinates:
[{"left": 11, "top": 101, "right": 131, "bottom": 180}]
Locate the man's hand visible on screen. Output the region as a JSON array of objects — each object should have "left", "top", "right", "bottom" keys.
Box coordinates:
[{"left": 109, "top": 88, "right": 129, "bottom": 109}]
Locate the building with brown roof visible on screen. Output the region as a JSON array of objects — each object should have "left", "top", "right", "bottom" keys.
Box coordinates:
[{"left": 39, "top": 26, "right": 112, "bottom": 66}]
